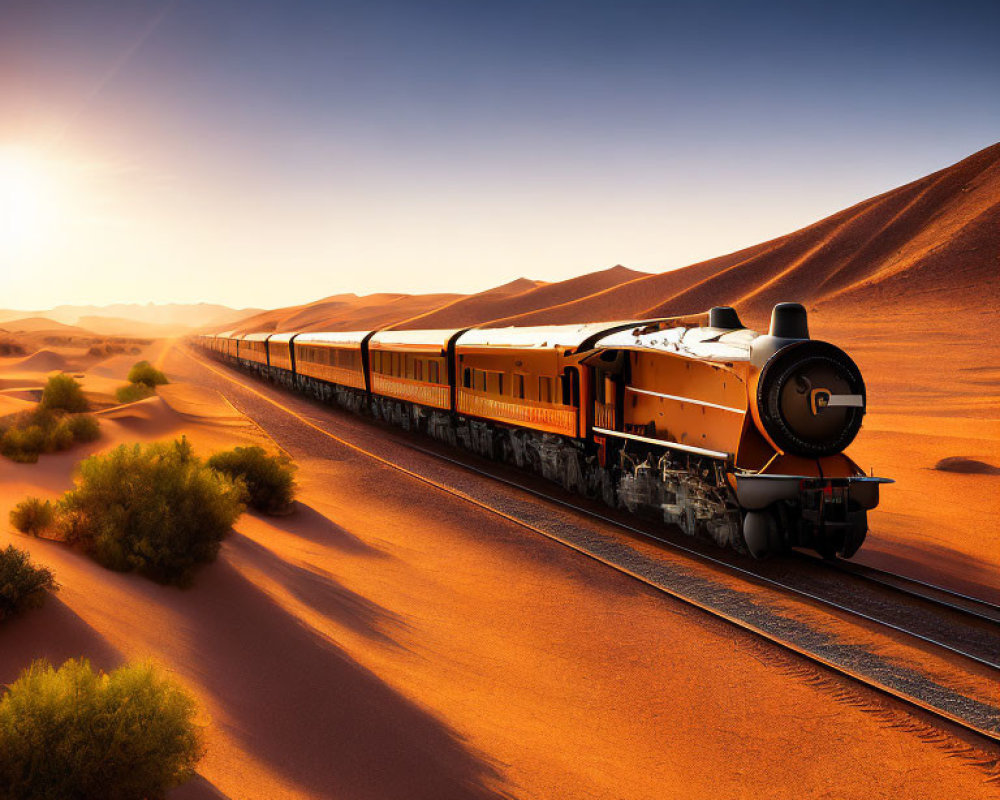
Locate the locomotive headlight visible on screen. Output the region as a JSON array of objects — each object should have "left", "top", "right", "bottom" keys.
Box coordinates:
[{"left": 754, "top": 341, "right": 866, "bottom": 458}]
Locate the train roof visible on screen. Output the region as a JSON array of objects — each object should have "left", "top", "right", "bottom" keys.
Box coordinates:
[
  {"left": 595, "top": 325, "right": 759, "bottom": 361},
  {"left": 295, "top": 331, "right": 370, "bottom": 346},
  {"left": 456, "top": 322, "right": 636, "bottom": 351},
  {"left": 242, "top": 332, "right": 271, "bottom": 342},
  {"left": 215, "top": 330, "right": 238, "bottom": 338},
  {"left": 369, "top": 329, "right": 462, "bottom": 350}
]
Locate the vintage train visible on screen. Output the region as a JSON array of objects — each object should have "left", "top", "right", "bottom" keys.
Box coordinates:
[{"left": 194, "top": 303, "right": 890, "bottom": 559}]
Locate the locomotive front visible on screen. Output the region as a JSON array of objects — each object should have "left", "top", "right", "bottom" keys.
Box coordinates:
[{"left": 590, "top": 303, "right": 890, "bottom": 559}]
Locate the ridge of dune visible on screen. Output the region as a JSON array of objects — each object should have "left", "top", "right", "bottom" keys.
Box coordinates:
[
  {"left": 395, "top": 266, "right": 647, "bottom": 330},
  {"left": 484, "top": 142, "right": 1000, "bottom": 329},
  {"left": 3, "top": 348, "right": 71, "bottom": 373},
  {"left": 0, "top": 317, "right": 94, "bottom": 335},
  {"left": 232, "top": 292, "right": 465, "bottom": 335}
]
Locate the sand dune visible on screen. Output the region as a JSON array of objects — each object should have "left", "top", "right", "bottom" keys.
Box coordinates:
[
  {"left": 395, "top": 266, "right": 647, "bottom": 330},
  {"left": 0, "top": 317, "right": 94, "bottom": 335},
  {"left": 233, "top": 292, "right": 464, "bottom": 334},
  {"left": 220, "top": 142, "right": 999, "bottom": 338},
  {"left": 4, "top": 348, "right": 71, "bottom": 373}
]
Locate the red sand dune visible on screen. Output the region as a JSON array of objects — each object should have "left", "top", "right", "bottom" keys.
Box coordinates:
[
  {"left": 394, "top": 265, "right": 647, "bottom": 329},
  {"left": 224, "top": 142, "right": 998, "bottom": 340},
  {"left": 233, "top": 292, "right": 464, "bottom": 334},
  {"left": 497, "top": 142, "right": 1000, "bottom": 328}
]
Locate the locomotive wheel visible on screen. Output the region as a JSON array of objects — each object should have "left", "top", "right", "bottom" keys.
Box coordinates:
[{"left": 742, "top": 510, "right": 780, "bottom": 559}]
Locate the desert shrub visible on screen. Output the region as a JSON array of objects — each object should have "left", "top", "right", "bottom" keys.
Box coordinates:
[
  {"left": 9, "top": 497, "right": 55, "bottom": 536},
  {"left": 87, "top": 344, "right": 104, "bottom": 357},
  {"left": 0, "top": 545, "right": 56, "bottom": 621},
  {"left": 126, "top": 360, "right": 168, "bottom": 388},
  {"left": 0, "top": 422, "right": 48, "bottom": 463},
  {"left": 66, "top": 413, "right": 101, "bottom": 443},
  {"left": 115, "top": 382, "right": 155, "bottom": 403},
  {"left": 208, "top": 446, "right": 297, "bottom": 514},
  {"left": 0, "top": 658, "right": 203, "bottom": 800},
  {"left": 57, "top": 438, "right": 244, "bottom": 585},
  {"left": 0, "top": 408, "right": 100, "bottom": 462},
  {"left": 40, "top": 373, "right": 89, "bottom": 413}
]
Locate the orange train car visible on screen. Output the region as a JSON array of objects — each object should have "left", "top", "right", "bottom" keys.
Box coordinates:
[{"left": 195, "top": 302, "right": 889, "bottom": 559}]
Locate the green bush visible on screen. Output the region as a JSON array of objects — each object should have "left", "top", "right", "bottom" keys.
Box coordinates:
[
  {"left": 66, "top": 413, "right": 101, "bottom": 443},
  {"left": 40, "top": 373, "right": 89, "bottom": 413},
  {"left": 0, "top": 408, "right": 100, "bottom": 462},
  {"left": 0, "top": 658, "right": 203, "bottom": 800},
  {"left": 57, "top": 438, "right": 244, "bottom": 585},
  {"left": 126, "top": 360, "right": 168, "bottom": 388},
  {"left": 0, "top": 545, "right": 56, "bottom": 621},
  {"left": 9, "top": 497, "right": 55, "bottom": 536},
  {"left": 208, "top": 446, "right": 297, "bottom": 514},
  {"left": 115, "top": 382, "right": 155, "bottom": 404}
]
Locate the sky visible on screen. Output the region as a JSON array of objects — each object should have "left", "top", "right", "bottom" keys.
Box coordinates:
[{"left": 1, "top": 0, "right": 998, "bottom": 311}]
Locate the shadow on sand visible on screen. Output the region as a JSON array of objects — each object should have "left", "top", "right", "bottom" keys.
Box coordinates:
[
  {"left": 0, "top": 594, "right": 123, "bottom": 684},
  {"left": 253, "top": 500, "right": 386, "bottom": 558},
  {"left": 173, "top": 555, "right": 511, "bottom": 800},
  {"left": 225, "top": 532, "right": 405, "bottom": 645}
]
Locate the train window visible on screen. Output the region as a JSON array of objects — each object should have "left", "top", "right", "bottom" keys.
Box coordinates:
[
  {"left": 539, "top": 376, "right": 553, "bottom": 403},
  {"left": 463, "top": 367, "right": 471, "bottom": 388},
  {"left": 497, "top": 373, "right": 504, "bottom": 396},
  {"left": 514, "top": 374, "right": 525, "bottom": 399},
  {"left": 486, "top": 371, "right": 500, "bottom": 395},
  {"left": 429, "top": 361, "right": 440, "bottom": 384},
  {"left": 414, "top": 359, "right": 423, "bottom": 381},
  {"left": 476, "top": 370, "right": 487, "bottom": 392},
  {"left": 404, "top": 354, "right": 413, "bottom": 378}
]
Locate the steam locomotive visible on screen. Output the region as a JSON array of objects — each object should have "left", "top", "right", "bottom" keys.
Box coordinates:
[{"left": 195, "top": 303, "right": 890, "bottom": 559}]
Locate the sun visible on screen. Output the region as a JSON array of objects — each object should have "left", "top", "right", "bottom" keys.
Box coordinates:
[{"left": 0, "top": 145, "right": 60, "bottom": 255}]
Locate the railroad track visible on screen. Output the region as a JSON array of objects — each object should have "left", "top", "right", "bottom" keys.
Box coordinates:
[
  {"left": 799, "top": 554, "right": 1000, "bottom": 625},
  {"left": 180, "top": 347, "right": 1000, "bottom": 746}
]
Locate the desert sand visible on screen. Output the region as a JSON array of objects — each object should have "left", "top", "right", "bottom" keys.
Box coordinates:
[{"left": 0, "top": 339, "right": 996, "bottom": 799}]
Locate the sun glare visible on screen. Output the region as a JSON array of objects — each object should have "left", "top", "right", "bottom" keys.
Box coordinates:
[{"left": 0, "top": 145, "right": 61, "bottom": 255}]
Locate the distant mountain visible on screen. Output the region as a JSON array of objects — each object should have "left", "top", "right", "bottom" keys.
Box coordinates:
[
  {"left": 0, "top": 316, "right": 93, "bottom": 335},
  {"left": 0, "top": 303, "right": 262, "bottom": 334}
]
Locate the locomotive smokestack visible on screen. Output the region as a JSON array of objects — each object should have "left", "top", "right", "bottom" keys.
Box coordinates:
[
  {"left": 709, "top": 306, "right": 744, "bottom": 330},
  {"left": 768, "top": 303, "right": 810, "bottom": 340}
]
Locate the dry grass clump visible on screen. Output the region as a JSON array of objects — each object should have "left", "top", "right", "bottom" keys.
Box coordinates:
[
  {"left": 55, "top": 438, "right": 244, "bottom": 585},
  {"left": 208, "top": 446, "right": 297, "bottom": 514},
  {"left": 115, "top": 382, "right": 155, "bottom": 403},
  {"left": 0, "top": 545, "right": 56, "bottom": 622},
  {"left": 0, "top": 407, "right": 100, "bottom": 463},
  {"left": 126, "top": 360, "right": 168, "bottom": 387},
  {"left": 40, "top": 373, "right": 89, "bottom": 413},
  {"left": 0, "top": 658, "right": 203, "bottom": 800},
  {"left": 9, "top": 497, "right": 55, "bottom": 536}
]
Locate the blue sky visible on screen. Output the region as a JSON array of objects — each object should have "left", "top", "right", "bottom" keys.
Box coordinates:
[{"left": 1, "top": 0, "right": 998, "bottom": 308}]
